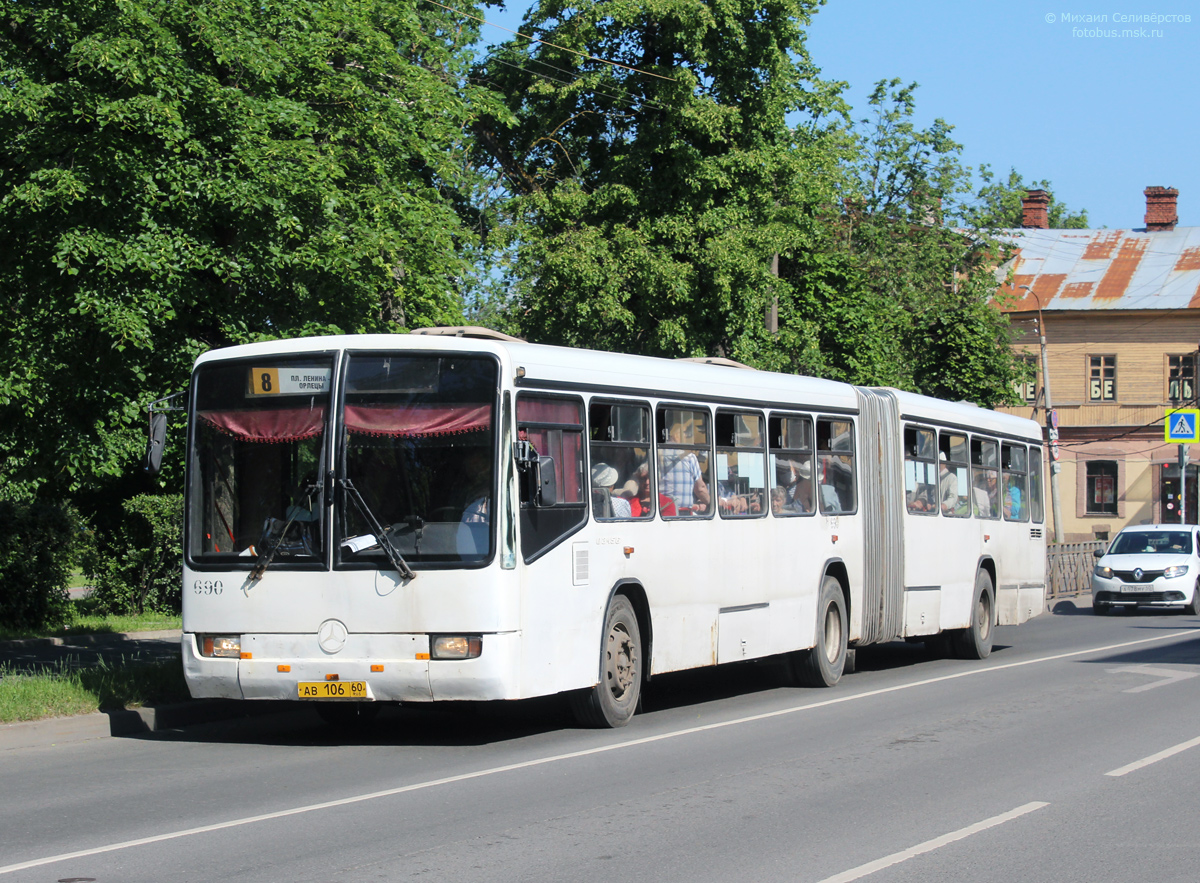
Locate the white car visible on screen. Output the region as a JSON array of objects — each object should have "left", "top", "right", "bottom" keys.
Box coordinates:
[{"left": 1091, "top": 524, "right": 1200, "bottom": 615}]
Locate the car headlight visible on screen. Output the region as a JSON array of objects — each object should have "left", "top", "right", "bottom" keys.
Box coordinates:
[
  {"left": 1093, "top": 565, "right": 1113, "bottom": 579},
  {"left": 1164, "top": 565, "right": 1189, "bottom": 579}
]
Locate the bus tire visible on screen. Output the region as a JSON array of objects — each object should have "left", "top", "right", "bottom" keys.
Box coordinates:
[
  {"left": 790, "top": 576, "right": 848, "bottom": 688},
  {"left": 954, "top": 570, "right": 994, "bottom": 660},
  {"left": 314, "top": 701, "right": 381, "bottom": 728},
  {"left": 569, "top": 595, "right": 642, "bottom": 728}
]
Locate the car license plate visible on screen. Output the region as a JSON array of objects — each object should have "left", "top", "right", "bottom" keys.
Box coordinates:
[
  {"left": 1120, "top": 584, "right": 1155, "bottom": 593},
  {"left": 298, "top": 681, "right": 368, "bottom": 699}
]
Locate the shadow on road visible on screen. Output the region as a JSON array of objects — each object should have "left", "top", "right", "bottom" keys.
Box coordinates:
[{"left": 138, "top": 637, "right": 1024, "bottom": 749}]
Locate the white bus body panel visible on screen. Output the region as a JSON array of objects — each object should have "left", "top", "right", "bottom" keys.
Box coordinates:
[{"left": 182, "top": 336, "right": 1043, "bottom": 706}]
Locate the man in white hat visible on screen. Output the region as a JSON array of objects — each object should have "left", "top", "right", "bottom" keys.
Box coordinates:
[{"left": 591, "top": 462, "right": 631, "bottom": 518}]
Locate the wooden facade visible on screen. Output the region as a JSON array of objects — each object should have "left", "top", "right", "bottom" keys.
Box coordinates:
[{"left": 996, "top": 311, "right": 1200, "bottom": 542}]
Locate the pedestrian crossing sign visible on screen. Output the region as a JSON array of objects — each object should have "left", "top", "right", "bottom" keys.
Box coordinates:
[{"left": 1165, "top": 409, "right": 1200, "bottom": 443}]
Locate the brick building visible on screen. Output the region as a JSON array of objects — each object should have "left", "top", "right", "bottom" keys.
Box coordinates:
[{"left": 994, "top": 187, "right": 1200, "bottom": 542}]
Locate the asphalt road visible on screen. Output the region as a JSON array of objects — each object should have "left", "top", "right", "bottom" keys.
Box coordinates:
[{"left": 2, "top": 601, "right": 1198, "bottom": 883}]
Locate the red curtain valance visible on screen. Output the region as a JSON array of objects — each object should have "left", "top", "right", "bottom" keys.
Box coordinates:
[
  {"left": 345, "top": 404, "right": 490, "bottom": 438},
  {"left": 199, "top": 408, "right": 325, "bottom": 443}
]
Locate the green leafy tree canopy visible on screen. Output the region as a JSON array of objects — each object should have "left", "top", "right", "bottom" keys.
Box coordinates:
[{"left": 0, "top": 0, "right": 504, "bottom": 501}]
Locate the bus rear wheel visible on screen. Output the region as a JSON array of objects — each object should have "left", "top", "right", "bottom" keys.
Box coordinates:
[
  {"left": 570, "top": 595, "right": 642, "bottom": 728},
  {"left": 953, "top": 570, "right": 995, "bottom": 660},
  {"left": 789, "top": 576, "right": 848, "bottom": 687}
]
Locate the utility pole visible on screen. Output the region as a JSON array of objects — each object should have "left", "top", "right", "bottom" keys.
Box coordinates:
[{"left": 1020, "top": 285, "right": 1064, "bottom": 543}]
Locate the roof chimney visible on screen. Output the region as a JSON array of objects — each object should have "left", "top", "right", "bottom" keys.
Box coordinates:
[
  {"left": 1144, "top": 186, "right": 1179, "bottom": 231},
  {"left": 1021, "top": 190, "right": 1049, "bottom": 229}
]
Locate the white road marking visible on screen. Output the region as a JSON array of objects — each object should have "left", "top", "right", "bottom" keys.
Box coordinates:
[
  {"left": 1105, "top": 664, "right": 1198, "bottom": 693},
  {"left": 814, "top": 801, "right": 1050, "bottom": 883},
  {"left": 0, "top": 627, "right": 1196, "bottom": 876},
  {"left": 1105, "top": 734, "right": 1200, "bottom": 777}
]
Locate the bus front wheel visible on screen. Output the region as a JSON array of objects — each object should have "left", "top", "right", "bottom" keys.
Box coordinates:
[
  {"left": 789, "top": 576, "right": 848, "bottom": 688},
  {"left": 570, "top": 595, "right": 643, "bottom": 728},
  {"left": 953, "top": 570, "right": 995, "bottom": 660}
]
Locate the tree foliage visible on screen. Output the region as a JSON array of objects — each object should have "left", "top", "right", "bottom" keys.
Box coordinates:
[
  {"left": 0, "top": 0, "right": 501, "bottom": 501},
  {"left": 84, "top": 493, "right": 182, "bottom": 615},
  {"left": 476, "top": 21, "right": 1059, "bottom": 406},
  {"left": 967, "top": 165, "right": 1090, "bottom": 230},
  {"left": 472, "top": 0, "right": 850, "bottom": 363}
]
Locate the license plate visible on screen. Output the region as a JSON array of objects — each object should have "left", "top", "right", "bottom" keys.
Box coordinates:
[
  {"left": 1120, "top": 584, "right": 1156, "bottom": 593},
  {"left": 298, "top": 681, "right": 368, "bottom": 699}
]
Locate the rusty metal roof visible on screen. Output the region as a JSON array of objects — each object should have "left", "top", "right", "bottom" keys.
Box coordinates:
[{"left": 996, "top": 226, "right": 1200, "bottom": 312}]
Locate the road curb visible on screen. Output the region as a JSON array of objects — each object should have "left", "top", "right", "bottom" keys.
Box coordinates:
[
  {"left": 0, "top": 629, "right": 182, "bottom": 651},
  {"left": 0, "top": 699, "right": 297, "bottom": 750}
]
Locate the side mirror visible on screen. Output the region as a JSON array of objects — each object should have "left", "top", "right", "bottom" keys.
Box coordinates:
[
  {"left": 144, "top": 411, "right": 167, "bottom": 475},
  {"left": 513, "top": 441, "right": 558, "bottom": 507},
  {"left": 537, "top": 455, "right": 558, "bottom": 506},
  {"left": 1093, "top": 547, "right": 1106, "bottom": 558}
]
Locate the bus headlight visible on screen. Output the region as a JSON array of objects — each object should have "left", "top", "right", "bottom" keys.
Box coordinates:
[
  {"left": 1093, "top": 565, "right": 1113, "bottom": 579},
  {"left": 1164, "top": 565, "right": 1189, "bottom": 579},
  {"left": 431, "top": 635, "right": 482, "bottom": 660},
  {"left": 200, "top": 635, "right": 242, "bottom": 658}
]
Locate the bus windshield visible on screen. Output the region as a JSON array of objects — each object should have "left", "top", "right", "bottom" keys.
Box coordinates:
[
  {"left": 188, "top": 357, "right": 333, "bottom": 562},
  {"left": 339, "top": 353, "right": 498, "bottom": 565}
]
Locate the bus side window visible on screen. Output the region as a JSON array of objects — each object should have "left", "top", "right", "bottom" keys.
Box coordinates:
[
  {"left": 904, "top": 426, "right": 937, "bottom": 515},
  {"left": 589, "top": 401, "right": 653, "bottom": 520},
  {"left": 657, "top": 406, "right": 713, "bottom": 518},
  {"left": 769, "top": 414, "right": 814, "bottom": 516},
  {"left": 1028, "top": 447, "right": 1045, "bottom": 523},
  {"left": 715, "top": 410, "right": 766, "bottom": 518},
  {"left": 971, "top": 437, "right": 1000, "bottom": 520},
  {"left": 817, "top": 418, "right": 856, "bottom": 515},
  {"left": 938, "top": 431, "right": 970, "bottom": 518},
  {"left": 517, "top": 394, "right": 587, "bottom": 562},
  {"left": 1002, "top": 443, "right": 1029, "bottom": 522}
]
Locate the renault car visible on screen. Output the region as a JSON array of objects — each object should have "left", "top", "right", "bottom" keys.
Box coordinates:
[{"left": 1091, "top": 524, "right": 1200, "bottom": 615}]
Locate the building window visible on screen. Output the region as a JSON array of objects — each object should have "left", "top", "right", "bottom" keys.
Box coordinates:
[
  {"left": 1086, "top": 461, "right": 1118, "bottom": 515},
  {"left": 1089, "top": 355, "right": 1116, "bottom": 402},
  {"left": 1014, "top": 355, "right": 1038, "bottom": 404},
  {"left": 1168, "top": 355, "right": 1195, "bottom": 404}
]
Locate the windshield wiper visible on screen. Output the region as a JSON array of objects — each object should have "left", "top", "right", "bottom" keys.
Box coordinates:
[
  {"left": 250, "top": 479, "right": 319, "bottom": 581},
  {"left": 339, "top": 478, "right": 416, "bottom": 582}
]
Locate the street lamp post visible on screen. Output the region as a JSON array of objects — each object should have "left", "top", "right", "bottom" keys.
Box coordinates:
[{"left": 1020, "top": 285, "right": 1065, "bottom": 543}]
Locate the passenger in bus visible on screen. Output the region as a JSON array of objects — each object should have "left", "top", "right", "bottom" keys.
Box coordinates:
[
  {"left": 718, "top": 481, "right": 750, "bottom": 514},
  {"left": 1004, "top": 477, "right": 1023, "bottom": 519},
  {"left": 973, "top": 471, "right": 999, "bottom": 518},
  {"left": 660, "top": 428, "right": 710, "bottom": 514},
  {"left": 591, "top": 463, "right": 632, "bottom": 519},
  {"left": 938, "top": 453, "right": 958, "bottom": 516},
  {"left": 776, "top": 459, "right": 813, "bottom": 513},
  {"left": 623, "top": 462, "right": 676, "bottom": 518}
]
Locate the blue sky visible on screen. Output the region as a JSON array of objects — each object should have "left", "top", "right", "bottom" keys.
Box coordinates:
[{"left": 473, "top": 0, "right": 1199, "bottom": 229}]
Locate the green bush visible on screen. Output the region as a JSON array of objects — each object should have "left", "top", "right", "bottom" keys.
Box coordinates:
[
  {"left": 0, "top": 501, "right": 81, "bottom": 630},
  {"left": 86, "top": 494, "right": 183, "bottom": 615}
]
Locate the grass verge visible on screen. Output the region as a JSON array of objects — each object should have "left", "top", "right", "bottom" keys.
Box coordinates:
[
  {"left": 0, "top": 610, "right": 181, "bottom": 642},
  {"left": 0, "top": 656, "right": 190, "bottom": 723}
]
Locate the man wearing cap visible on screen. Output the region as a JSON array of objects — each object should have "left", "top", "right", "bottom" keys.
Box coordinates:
[{"left": 591, "top": 462, "right": 632, "bottom": 518}]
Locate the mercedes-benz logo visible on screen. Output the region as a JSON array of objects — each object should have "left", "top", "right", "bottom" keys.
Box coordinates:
[
  {"left": 1133, "top": 568, "right": 1144, "bottom": 582},
  {"left": 317, "top": 619, "right": 348, "bottom": 654}
]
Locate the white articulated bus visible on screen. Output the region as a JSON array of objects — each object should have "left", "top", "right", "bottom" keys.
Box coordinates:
[{"left": 176, "top": 329, "right": 1046, "bottom": 727}]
